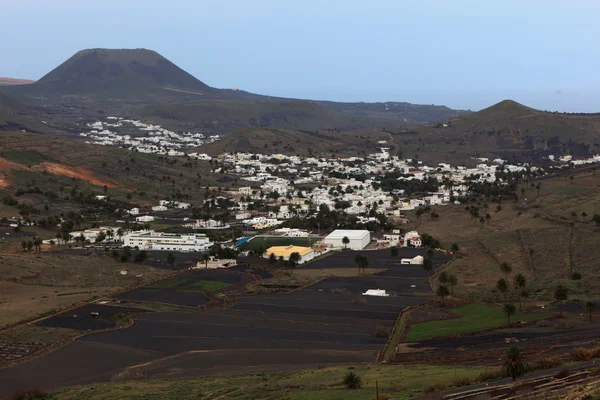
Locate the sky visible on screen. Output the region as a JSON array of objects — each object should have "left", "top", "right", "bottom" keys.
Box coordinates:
[{"left": 1, "top": 0, "right": 599, "bottom": 112}]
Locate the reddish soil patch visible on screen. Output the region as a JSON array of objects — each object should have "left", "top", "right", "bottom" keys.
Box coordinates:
[
  {"left": 34, "top": 162, "right": 116, "bottom": 188},
  {"left": 0, "top": 157, "right": 115, "bottom": 188},
  {"left": 0, "top": 174, "right": 10, "bottom": 188}
]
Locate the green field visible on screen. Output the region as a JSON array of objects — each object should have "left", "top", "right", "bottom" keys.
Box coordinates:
[
  {"left": 241, "top": 237, "right": 318, "bottom": 251},
  {"left": 50, "top": 364, "right": 489, "bottom": 400},
  {"left": 404, "top": 304, "right": 548, "bottom": 342},
  {"left": 188, "top": 280, "right": 231, "bottom": 292}
]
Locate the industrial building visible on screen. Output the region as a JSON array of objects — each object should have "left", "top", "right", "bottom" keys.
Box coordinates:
[{"left": 323, "top": 229, "right": 370, "bottom": 250}]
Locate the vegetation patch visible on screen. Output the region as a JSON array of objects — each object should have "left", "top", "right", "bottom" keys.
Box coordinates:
[
  {"left": 405, "top": 304, "right": 547, "bottom": 341},
  {"left": 1, "top": 150, "right": 50, "bottom": 165},
  {"left": 188, "top": 280, "right": 231, "bottom": 292}
]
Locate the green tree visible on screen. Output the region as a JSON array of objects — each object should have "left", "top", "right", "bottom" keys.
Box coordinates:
[
  {"left": 513, "top": 273, "right": 527, "bottom": 311},
  {"left": 503, "top": 303, "right": 516, "bottom": 327},
  {"left": 342, "top": 236, "right": 350, "bottom": 250},
  {"left": 501, "top": 346, "right": 528, "bottom": 382},
  {"left": 166, "top": 252, "right": 176, "bottom": 269},
  {"left": 585, "top": 301, "right": 596, "bottom": 323},
  {"left": 390, "top": 246, "right": 399, "bottom": 257},
  {"left": 449, "top": 274, "right": 458, "bottom": 294},
  {"left": 451, "top": 243, "right": 459, "bottom": 252},
  {"left": 422, "top": 258, "right": 433, "bottom": 276},
  {"left": 554, "top": 284, "right": 569, "bottom": 315},
  {"left": 343, "top": 371, "right": 362, "bottom": 389},
  {"left": 496, "top": 278, "right": 508, "bottom": 299},
  {"left": 21, "top": 240, "right": 27, "bottom": 252},
  {"left": 268, "top": 253, "right": 277, "bottom": 265},
  {"left": 436, "top": 285, "right": 450, "bottom": 303},
  {"left": 134, "top": 250, "right": 148, "bottom": 264},
  {"left": 500, "top": 262, "right": 512, "bottom": 278}
]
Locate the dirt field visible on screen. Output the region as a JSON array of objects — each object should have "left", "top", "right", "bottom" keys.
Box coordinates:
[
  {"left": 0, "top": 272, "right": 426, "bottom": 396},
  {"left": 0, "top": 252, "right": 170, "bottom": 326}
]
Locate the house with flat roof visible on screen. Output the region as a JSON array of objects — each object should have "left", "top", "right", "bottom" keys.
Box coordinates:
[{"left": 264, "top": 245, "right": 315, "bottom": 264}]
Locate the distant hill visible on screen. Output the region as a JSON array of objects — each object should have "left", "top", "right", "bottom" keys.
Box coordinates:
[
  {"left": 317, "top": 101, "right": 470, "bottom": 125},
  {"left": 1, "top": 48, "right": 468, "bottom": 131},
  {"left": 0, "top": 77, "right": 34, "bottom": 86},
  {"left": 9, "top": 48, "right": 215, "bottom": 97},
  {"left": 389, "top": 100, "right": 600, "bottom": 164}
]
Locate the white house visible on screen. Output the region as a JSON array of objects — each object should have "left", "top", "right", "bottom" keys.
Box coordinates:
[
  {"left": 136, "top": 215, "right": 155, "bottom": 223},
  {"left": 362, "top": 289, "right": 389, "bottom": 297},
  {"left": 123, "top": 231, "right": 213, "bottom": 252},
  {"left": 403, "top": 231, "right": 422, "bottom": 247},
  {"left": 128, "top": 208, "right": 140, "bottom": 215},
  {"left": 324, "top": 229, "right": 370, "bottom": 250},
  {"left": 152, "top": 205, "right": 168, "bottom": 212},
  {"left": 401, "top": 255, "right": 424, "bottom": 265},
  {"left": 264, "top": 245, "right": 315, "bottom": 264}
]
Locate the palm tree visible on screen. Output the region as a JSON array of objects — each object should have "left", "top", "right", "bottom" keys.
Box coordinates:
[
  {"left": 585, "top": 301, "right": 596, "bottom": 322},
  {"left": 199, "top": 253, "right": 210, "bottom": 268},
  {"left": 343, "top": 371, "right": 362, "bottom": 389},
  {"left": 501, "top": 346, "right": 528, "bottom": 382},
  {"left": 342, "top": 236, "right": 350, "bottom": 250},
  {"left": 449, "top": 274, "right": 458, "bottom": 294},
  {"left": 513, "top": 273, "right": 527, "bottom": 311},
  {"left": 554, "top": 285, "right": 569, "bottom": 315},
  {"left": 390, "top": 246, "right": 399, "bottom": 257},
  {"left": 504, "top": 303, "right": 516, "bottom": 327},
  {"left": 439, "top": 271, "right": 449, "bottom": 285},
  {"left": 268, "top": 253, "right": 276, "bottom": 265},
  {"left": 500, "top": 262, "right": 512, "bottom": 279},
  {"left": 288, "top": 252, "right": 301, "bottom": 270},
  {"left": 496, "top": 278, "right": 508, "bottom": 299},
  {"left": 354, "top": 254, "right": 367, "bottom": 276},
  {"left": 436, "top": 285, "right": 450, "bottom": 303}
]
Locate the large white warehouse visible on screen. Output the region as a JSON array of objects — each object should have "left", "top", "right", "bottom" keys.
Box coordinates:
[{"left": 323, "top": 229, "right": 370, "bottom": 250}]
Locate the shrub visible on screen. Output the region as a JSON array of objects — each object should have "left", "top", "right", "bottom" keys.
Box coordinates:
[
  {"left": 554, "top": 368, "right": 571, "bottom": 379},
  {"left": 571, "top": 272, "right": 582, "bottom": 280},
  {"left": 373, "top": 325, "right": 391, "bottom": 338},
  {"left": 554, "top": 320, "right": 573, "bottom": 330},
  {"left": 351, "top": 295, "right": 367, "bottom": 305},
  {"left": 424, "top": 383, "right": 446, "bottom": 393},
  {"left": 573, "top": 348, "right": 597, "bottom": 361},
  {"left": 343, "top": 371, "right": 362, "bottom": 389},
  {"left": 535, "top": 356, "right": 562, "bottom": 369},
  {"left": 477, "top": 370, "right": 505, "bottom": 382},
  {"left": 452, "top": 376, "right": 471, "bottom": 387}
]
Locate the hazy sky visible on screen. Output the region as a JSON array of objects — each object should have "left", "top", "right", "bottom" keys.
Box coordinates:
[{"left": 2, "top": 0, "right": 599, "bottom": 112}]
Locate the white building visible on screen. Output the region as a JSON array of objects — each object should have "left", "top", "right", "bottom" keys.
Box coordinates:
[
  {"left": 128, "top": 208, "right": 140, "bottom": 215},
  {"left": 323, "top": 229, "right": 370, "bottom": 250},
  {"left": 123, "top": 231, "right": 213, "bottom": 252},
  {"left": 362, "top": 289, "right": 389, "bottom": 297},
  {"left": 136, "top": 215, "right": 155, "bottom": 223},
  {"left": 152, "top": 205, "right": 168, "bottom": 212},
  {"left": 401, "top": 255, "right": 424, "bottom": 265}
]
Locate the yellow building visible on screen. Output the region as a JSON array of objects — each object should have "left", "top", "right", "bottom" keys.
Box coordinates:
[{"left": 264, "top": 245, "right": 315, "bottom": 264}]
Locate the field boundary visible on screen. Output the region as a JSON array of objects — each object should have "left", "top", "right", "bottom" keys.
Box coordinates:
[{"left": 379, "top": 306, "right": 414, "bottom": 363}]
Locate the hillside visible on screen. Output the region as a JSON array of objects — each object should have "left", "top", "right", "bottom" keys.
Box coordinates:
[
  {"left": 389, "top": 100, "right": 600, "bottom": 164},
  {"left": 200, "top": 126, "right": 389, "bottom": 156},
  {"left": 0, "top": 77, "right": 34, "bottom": 86},
  {"left": 317, "top": 100, "right": 471, "bottom": 125},
  {"left": 142, "top": 99, "right": 393, "bottom": 133}
]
